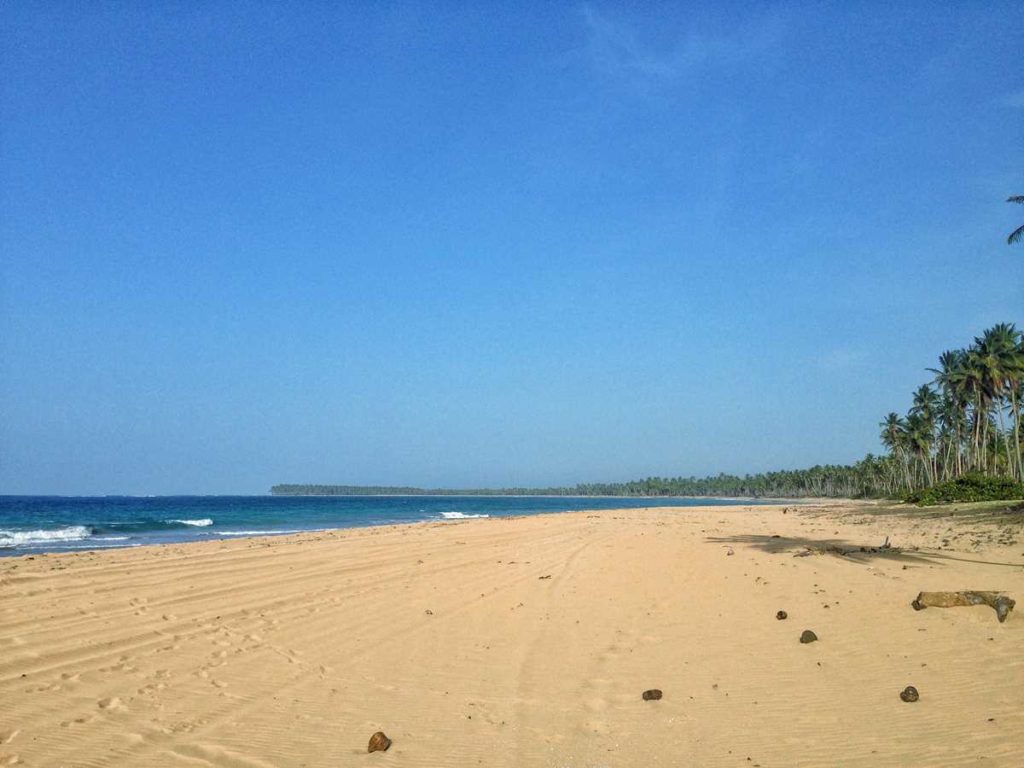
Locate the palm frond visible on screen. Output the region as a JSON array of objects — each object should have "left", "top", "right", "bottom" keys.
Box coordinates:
[
  {"left": 1009, "top": 224, "right": 1024, "bottom": 245},
  {"left": 1007, "top": 195, "right": 1024, "bottom": 204}
]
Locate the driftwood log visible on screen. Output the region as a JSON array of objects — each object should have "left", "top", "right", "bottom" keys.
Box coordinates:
[{"left": 911, "top": 591, "right": 1015, "bottom": 623}]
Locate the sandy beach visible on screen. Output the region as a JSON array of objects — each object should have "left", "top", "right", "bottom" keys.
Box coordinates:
[{"left": 1, "top": 502, "right": 1022, "bottom": 767}]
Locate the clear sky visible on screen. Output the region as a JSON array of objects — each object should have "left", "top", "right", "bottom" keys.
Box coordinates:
[{"left": 1, "top": 2, "right": 1022, "bottom": 495}]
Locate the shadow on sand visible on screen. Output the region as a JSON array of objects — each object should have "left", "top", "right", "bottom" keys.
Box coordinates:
[
  {"left": 706, "top": 533, "right": 940, "bottom": 565},
  {"left": 709, "top": 533, "right": 1024, "bottom": 568}
]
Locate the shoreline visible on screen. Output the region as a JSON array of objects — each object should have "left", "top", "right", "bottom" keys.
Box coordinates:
[
  {"left": 2, "top": 502, "right": 1021, "bottom": 766},
  {"left": 0, "top": 495, "right": 809, "bottom": 558}
]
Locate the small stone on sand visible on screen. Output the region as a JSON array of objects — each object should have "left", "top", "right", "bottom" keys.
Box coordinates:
[
  {"left": 900, "top": 686, "right": 919, "bottom": 703},
  {"left": 368, "top": 731, "right": 391, "bottom": 753},
  {"left": 642, "top": 689, "right": 663, "bottom": 700},
  {"left": 799, "top": 630, "right": 817, "bottom": 644},
  {"left": 776, "top": 610, "right": 787, "bottom": 620}
]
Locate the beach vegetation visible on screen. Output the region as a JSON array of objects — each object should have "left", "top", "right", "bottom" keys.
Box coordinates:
[
  {"left": 275, "top": 323, "right": 1023, "bottom": 503},
  {"left": 1008, "top": 195, "right": 1024, "bottom": 245},
  {"left": 272, "top": 458, "right": 896, "bottom": 500},
  {"left": 884, "top": 323, "right": 1024, "bottom": 494},
  {"left": 903, "top": 473, "right": 1024, "bottom": 506}
]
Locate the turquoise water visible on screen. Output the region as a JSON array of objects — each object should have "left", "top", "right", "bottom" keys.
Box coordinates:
[{"left": 0, "top": 495, "right": 781, "bottom": 555}]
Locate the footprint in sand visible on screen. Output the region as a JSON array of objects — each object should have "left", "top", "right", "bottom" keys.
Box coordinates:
[
  {"left": 0, "top": 753, "right": 20, "bottom": 765},
  {"left": 97, "top": 697, "right": 126, "bottom": 712}
]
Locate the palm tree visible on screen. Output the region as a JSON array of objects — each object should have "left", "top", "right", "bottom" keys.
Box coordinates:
[
  {"left": 909, "top": 384, "right": 940, "bottom": 483},
  {"left": 880, "top": 413, "right": 912, "bottom": 491},
  {"left": 904, "top": 412, "right": 933, "bottom": 485},
  {"left": 1009, "top": 196, "right": 1024, "bottom": 245},
  {"left": 877, "top": 324, "right": 1023, "bottom": 491},
  {"left": 973, "top": 324, "right": 1022, "bottom": 477},
  {"left": 910, "top": 383, "right": 940, "bottom": 421},
  {"left": 930, "top": 349, "right": 969, "bottom": 477},
  {"left": 962, "top": 344, "right": 994, "bottom": 472},
  {"left": 979, "top": 323, "right": 1024, "bottom": 480}
]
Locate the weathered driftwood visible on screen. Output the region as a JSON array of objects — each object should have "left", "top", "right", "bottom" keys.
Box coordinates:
[{"left": 911, "top": 591, "right": 1015, "bottom": 623}]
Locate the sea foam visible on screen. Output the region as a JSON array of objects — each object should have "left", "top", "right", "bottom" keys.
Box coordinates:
[
  {"left": 169, "top": 518, "right": 213, "bottom": 527},
  {"left": 439, "top": 511, "right": 489, "bottom": 520},
  {"left": 0, "top": 525, "right": 92, "bottom": 548}
]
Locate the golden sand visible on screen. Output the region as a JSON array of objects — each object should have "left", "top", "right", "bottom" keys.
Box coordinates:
[{"left": 1, "top": 503, "right": 1022, "bottom": 766}]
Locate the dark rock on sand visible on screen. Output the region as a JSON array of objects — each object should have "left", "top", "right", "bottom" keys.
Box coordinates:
[
  {"left": 799, "top": 630, "right": 817, "bottom": 644},
  {"left": 368, "top": 731, "right": 392, "bottom": 753},
  {"left": 776, "top": 610, "right": 788, "bottom": 620},
  {"left": 642, "top": 689, "right": 663, "bottom": 701},
  {"left": 900, "top": 686, "right": 919, "bottom": 703}
]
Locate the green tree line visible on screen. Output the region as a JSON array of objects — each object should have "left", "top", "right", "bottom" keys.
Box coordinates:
[
  {"left": 271, "top": 458, "right": 892, "bottom": 500},
  {"left": 880, "top": 322, "right": 1023, "bottom": 494},
  {"left": 274, "top": 323, "right": 1022, "bottom": 501}
]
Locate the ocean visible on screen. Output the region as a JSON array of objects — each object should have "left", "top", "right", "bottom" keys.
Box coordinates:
[{"left": 0, "top": 495, "right": 781, "bottom": 556}]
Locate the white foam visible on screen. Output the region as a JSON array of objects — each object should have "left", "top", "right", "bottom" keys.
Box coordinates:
[
  {"left": 439, "top": 512, "right": 489, "bottom": 520},
  {"left": 169, "top": 518, "right": 213, "bottom": 527},
  {"left": 0, "top": 525, "right": 92, "bottom": 548}
]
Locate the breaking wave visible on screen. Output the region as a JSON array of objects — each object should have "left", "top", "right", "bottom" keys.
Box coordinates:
[{"left": 0, "top": 525, "right": 93, "bottom": 548}]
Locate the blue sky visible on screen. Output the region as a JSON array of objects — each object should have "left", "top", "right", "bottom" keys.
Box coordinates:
[{"left": 1, "top": 2, "right": 1022, "bottom": 495}]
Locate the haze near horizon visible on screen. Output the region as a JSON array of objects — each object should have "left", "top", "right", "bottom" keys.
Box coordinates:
[{"left": 1, "top": 3, "right": 1022, "bottom": 495}]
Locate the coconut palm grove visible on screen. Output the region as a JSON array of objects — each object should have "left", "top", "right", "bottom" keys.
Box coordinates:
[
  {"left": 633, "top": 322, "right": 1024, "bottom": 501},
  {"left": 878, "top": 323, "right": 1023, "bottom": 498},
  {"left": 274, "top": 201, "right": 1024, "bottom": 504},
  {"left": 275, "top": 212, "right": 1024, "bottom": 506},
  {"left": 276, "top": 321, "right": 1024, "bottom": 503}
]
